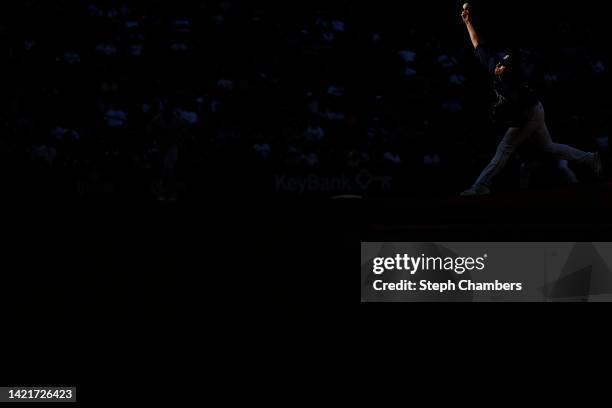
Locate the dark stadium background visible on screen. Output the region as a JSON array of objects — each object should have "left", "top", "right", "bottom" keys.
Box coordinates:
[{"left": 1, "top": 0, "right": 611, "bottom": 397}]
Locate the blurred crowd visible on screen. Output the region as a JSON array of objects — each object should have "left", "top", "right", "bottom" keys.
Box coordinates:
[{"left": 1, "top": 1, "right": 610, "bottom": 199}]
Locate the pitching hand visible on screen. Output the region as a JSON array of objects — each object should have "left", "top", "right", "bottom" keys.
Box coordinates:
[{"left": 461, "top": 9, "right": 472, "bottom": 25}]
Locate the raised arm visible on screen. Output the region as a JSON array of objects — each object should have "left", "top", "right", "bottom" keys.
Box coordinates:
[{"left": 461, "top": 7, "right": 481, "bottom": 49}]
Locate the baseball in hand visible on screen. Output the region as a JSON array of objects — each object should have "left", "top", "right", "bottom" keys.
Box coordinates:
[{"left": 463, "top": 3, "right": 471, "bottom": 10}]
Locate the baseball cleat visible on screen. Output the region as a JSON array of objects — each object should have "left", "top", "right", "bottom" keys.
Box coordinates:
[{"left": 460, "top": 185, "right": 491, "bottom": 196}]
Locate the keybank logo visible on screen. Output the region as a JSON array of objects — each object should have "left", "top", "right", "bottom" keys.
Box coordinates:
[
  {"left": 373, "top": 254, "right": 488, "bottom": 275},
  {"left": 275, "top": 169, "right": 392, "bottom": 194}
]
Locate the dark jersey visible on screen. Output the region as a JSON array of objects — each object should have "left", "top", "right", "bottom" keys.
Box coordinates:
[{"left": 475, "top": 45, "right": 539, "bottom": 127}]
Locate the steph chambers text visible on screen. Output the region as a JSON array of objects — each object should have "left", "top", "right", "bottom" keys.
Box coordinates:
[{"left": 373, "top": 279, "right": 523, "bottom": 292}]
